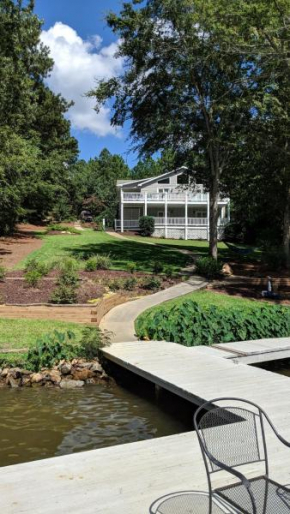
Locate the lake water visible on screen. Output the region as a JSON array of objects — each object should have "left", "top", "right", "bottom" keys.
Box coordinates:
[{"left": 0, "top": 383, "right": 189, "bottom": 468}]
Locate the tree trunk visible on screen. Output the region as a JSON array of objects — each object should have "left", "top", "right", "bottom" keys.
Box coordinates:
[
  {"left": 283, "top": 186, "right": 290, "bottom": 268},
  {"left": 209, "top": 170, "right": 219, "bottom": 260}
]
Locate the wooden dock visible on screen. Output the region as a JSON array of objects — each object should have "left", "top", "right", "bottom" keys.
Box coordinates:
[{"left": 2, "top": 339, "right": 290, "bottom": 513}]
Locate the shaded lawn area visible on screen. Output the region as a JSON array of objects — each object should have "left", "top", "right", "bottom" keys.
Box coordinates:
[
  {"left": 123, "top": 235, "right": 262, "bottom": 261},
  {"left": 16, "top": 230, "right": 191, "bottom": 272},
  {"left": 0, "top": 318, "right": 86, "bottom": 351}
]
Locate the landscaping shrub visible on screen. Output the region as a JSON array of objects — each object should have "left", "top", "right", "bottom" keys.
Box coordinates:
[
  {"left": 47, "top": 224, "right": 81, "bottom": 235},
  {"left": 195, "top": 257, "right": 223, "bottom": 279},
  {"left": 136, "top": 300, "right": 290, "bottom": 346},
  {"left": 85, "top": 257, "right": 99, "bottom": 272},
  {"left": 57, "top": 257, "right": 80, "bottom": 272},
  {"left": 106, "top": 278, "right": 123, "bottom": 292},
  {"left": 84, "top": 255, "right": 111, "bottom": 271},
  {"left": 25, "top": 258, "right": 51, "bottom": 276},
  {"left": 139, "top": 215, "right": 155, "bottom": 237},
  {"left": 79, "top": 326, "right": 111, "bottom": 360},
  {"left": 126, "top": 261, "right": 136, "bottom": 274},
  {"left": 153, "top": 261, "right": 164, "bottom": 273},
  {"left": 0, "top": 265, "right": 6, "bottom": 281},
  {"left": 25, "top": 270, "right": 43, "bottom": 288},
  {"left": 123, "top": 277, "right": 138, "bottom": 291},
  {"left": 141, "top": 276, "right": 161, "bottom": 290},
  {"left": 164, "top": 266, "right": 175, "bottom": 279},
  {"left": 50, "top": 284, "right": 78, "bottom": 304},
  {"left": 26, "top": 330, "right": 76, "bottom": 371}
]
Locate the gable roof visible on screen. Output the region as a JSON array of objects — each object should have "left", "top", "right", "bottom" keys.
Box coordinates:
[{"left": 117, "top": 166, "right": 188, "bottom": 189}]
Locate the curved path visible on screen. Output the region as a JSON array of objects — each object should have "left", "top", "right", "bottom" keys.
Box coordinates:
[{"left": 100, "top": 277, "right": 207, "bottom": 343}]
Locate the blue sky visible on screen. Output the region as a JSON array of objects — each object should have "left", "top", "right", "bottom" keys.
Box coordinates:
[{"left": 35, "top": 0, "right": 136, "bottom": 167}]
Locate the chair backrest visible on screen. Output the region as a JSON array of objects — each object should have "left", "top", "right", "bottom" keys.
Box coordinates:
[{"left": 194, "top": 398, "right": 268, "bottom": 476}]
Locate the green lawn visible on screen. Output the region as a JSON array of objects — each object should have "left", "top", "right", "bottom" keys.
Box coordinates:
[
  {"left": 17, "top": 230, "right": 191, "bottom": 272},
  {"left": 123, "top": 235, "right": 261, "bottom": 261},
  {"left": 0, "top": 318, "right": 86, "bottom": 351}
]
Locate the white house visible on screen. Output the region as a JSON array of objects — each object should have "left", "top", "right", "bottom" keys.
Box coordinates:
[{"left": 115, "top": 167, "right": 230, "bottom": 240}]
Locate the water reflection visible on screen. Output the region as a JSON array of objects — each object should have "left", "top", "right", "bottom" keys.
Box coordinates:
[{"left": 0, "top": 384, "right": 187, "bottom": 467}]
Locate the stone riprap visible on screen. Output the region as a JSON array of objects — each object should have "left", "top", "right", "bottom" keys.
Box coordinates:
[{"left": 0, "top": 359, "right": 109, "bottom": 388}]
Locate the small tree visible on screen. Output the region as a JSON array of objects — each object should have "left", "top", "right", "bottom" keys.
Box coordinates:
[{"left": 139, "top": 216, "right": 155, "bottom": 237}]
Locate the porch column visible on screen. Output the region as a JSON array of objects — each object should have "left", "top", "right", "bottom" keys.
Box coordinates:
[
  {"left": 144, "top": 191, "right": 148, "bottom": 216},
  {"left": 185, "top": 192, "right": 188, "bottom": 240},
  {"left": 165, "top": 192, "right": 168, "bottom": 238},
  {"left": 121, "top": 189, "right": 124, "bottom": 233},
  {"left": 207, "top": 192, "right": 210, "bottom": 241}
]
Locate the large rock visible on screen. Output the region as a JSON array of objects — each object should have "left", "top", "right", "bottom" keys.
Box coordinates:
[
  {"left": 1, "top": 368, "right": 9, "bottom": 378},
  {"left": 71, "top": 369, "right": 94, "bottom": 381},
  {"left": 90, "top": 362, "right": 103, "bottom": 373},
  {"left": 60, "top": 380, "right": 84, "bottom": 389},
  {"left": 30, "top": 373, "right": 44, "bottom": 384},
  {"left": 6, "top": 375, "right": 20, "bottom": 388},
  {"left": 60, "top": 363, "right": 72, "bottom": 375},
  {"left": 49, "top": 371, "right": 62, "bottom": 384}
]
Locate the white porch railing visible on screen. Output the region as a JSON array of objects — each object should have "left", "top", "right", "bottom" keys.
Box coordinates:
[
  {"left": 123, "top": 192, "right": 209, "bottom": 202},
  {"left": 115, "top": 217, "right": 229, "bottom": 230}
]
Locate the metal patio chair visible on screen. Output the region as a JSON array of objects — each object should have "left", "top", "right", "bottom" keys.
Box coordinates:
[{"left": 193, "top": 397, "right": 290, "bottom": 514}]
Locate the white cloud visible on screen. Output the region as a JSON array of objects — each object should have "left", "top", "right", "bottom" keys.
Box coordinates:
[{"left": 40, "top": 22, "right": 123, "bottom": 137}]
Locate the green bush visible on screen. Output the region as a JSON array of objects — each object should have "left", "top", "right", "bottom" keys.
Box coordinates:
[
  {"left": 153, "top": 261, "right": 164, "bottom": 273},
  {"left": 85, "top": 257, "right": 99, "bottom": 272},
  {"left": 139, "top": 216, "right": 155, "bottom": 237},
  {"left": 195, "top": 257, "right": 223, "bottom": 279},
  {"left": 0, "top": 265, "right": 6, "bottom": 281},
  {"left": 25, "top": 270, "right": 43, "bottom": 287},
  {"left": 25, "top": 258, "right": 51, "bottom": 276},
  {"left": 50, "top": 284, "right": 78, "bottom": 304},
  {"left": 47, "top": 224, "right": 81, "bottom": 235},
  {"left": 79, "top": 326, "right": 111, "bottom": 360},
  {"left": 84, "top": 255, "right": 111, "bottom": 271},
  {"left": 126, "top": 262, "right": 137, "bottom": 274},
  {"left": 136, "top": 300, "right": 290, "bottom": 346},
  {"left": 164, "top": 266, "right": 174, "bottom": 279},
  {"left": 57, "top": 257, "right": 80, "bottom": 272},
  {"left": 122, "top": 277, "right": 138, "bottom": 291},
  {"left": 26, "top": 330, "right": 76, "bottom": 371},
  {"left": 106, "top": 278, "right": 123, "bottom": 291},
  {"left": 141, "top": 276, "right": 161, "bottom": 290}
]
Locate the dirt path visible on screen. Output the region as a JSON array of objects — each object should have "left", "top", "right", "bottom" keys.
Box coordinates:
[{"left": 0, "top": 224, "right": 45, "bottom": 269}]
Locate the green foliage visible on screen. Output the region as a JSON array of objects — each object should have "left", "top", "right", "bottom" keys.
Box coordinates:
[
  {"left": 79, "top": 327, "right": 111, "bottom": 360},
  {"left": 195, "top": 257, "right": 223, "bottom": 279},
  {"left": 105, "top": 278, "right": 123, "bottom": 291},
  {"left": 164, "top": 266, "right": 174, "bottom": 279},
  {"left": 24, "top": 270, "right": 43, "bottom": 288},
  {"left": 153, "top": 261, "right": 164, "bottom": 273},
  {"left": 50, "top": 284, "right": 78, "bottom": 304},
  {"left": 85, "top": 254, "right": 112, "bottom": 270},
  {"left": 25, "top": 258, "right": 51, "bottom": 276},
  {"left": 26, "top": 330, "right": 76, "bottom": 372},
  {"left": 123, "top": 277, "right": 138, "bottom": 291},
  {"left": 84, "top": 255, "right": 112, "bottom": 271},
  {"left": 136, "top": 300, "right": 290, "bottom": 347},
  {"left": 57, "top": 257, "right": 80, "bottom": 273},
  {"left": 139, "top": 216, "right": 155, "bottom": 237},
  {"left": 141, "top": 276, "right": 161, "bottom": 290},
  {"left": 126, "top": 261, "right": 137, "bottom": 274},
  {"left": 47, "top": 224, "right": 81, "bottom": 235},
  {"left": 0, "top": 266, "right": 6, "bottom": 281}
]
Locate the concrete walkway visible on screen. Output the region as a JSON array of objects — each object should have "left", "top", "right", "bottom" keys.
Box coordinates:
[{"left": 100, "top": 277, "right": 207, "bottom": 342}]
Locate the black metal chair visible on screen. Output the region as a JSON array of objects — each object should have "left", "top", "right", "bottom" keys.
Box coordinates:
[{"left": 193, "top": 397, "right": 290, "bottom": 514}]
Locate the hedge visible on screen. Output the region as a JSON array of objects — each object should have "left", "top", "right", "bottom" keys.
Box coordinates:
[{"left": 135, "top": 300, "right": 290, "bottom": 346}]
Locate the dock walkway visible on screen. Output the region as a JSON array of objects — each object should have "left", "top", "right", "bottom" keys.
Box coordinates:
[{"left": 2, "top": 341, "right": 290, "bottom": 512}]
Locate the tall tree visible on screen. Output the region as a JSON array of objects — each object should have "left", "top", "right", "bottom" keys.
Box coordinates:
[{"left": 89, "top": 0, "right": 252, "bottom": 259}]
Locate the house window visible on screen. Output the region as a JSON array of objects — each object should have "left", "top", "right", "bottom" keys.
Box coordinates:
[
  {"left": 158, "top": 177, "right": 170, "bottom": 184},
  {"left": 158, "top": 188, "right": 170, "bottom": 194},
  {"left": 157, "top": 211, "right": 164, "bottom": 217},
  {"left": 177, "top": 173, "right": 189, "bottom": 185},
  {"left": 195, "top": 211, "right": 206, "bottom": 218}
]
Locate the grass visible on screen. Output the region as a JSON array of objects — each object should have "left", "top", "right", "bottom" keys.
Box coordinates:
[
  {"left": 0, "top": 318, "right": 86, "bottom": 351},
  {"left": 16, "top": 229, "right": 191, "bottom": 272},
  {"left": 123, "top": 235, "right": 262, "bottom": 261},
  {"left": 135, "top": 289, "right": 264, "bottom": 324}
]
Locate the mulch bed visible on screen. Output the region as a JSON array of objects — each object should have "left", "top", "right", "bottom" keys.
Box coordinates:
[{"left": 0, "top": 270, "right": 179, "bottom": 305}]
